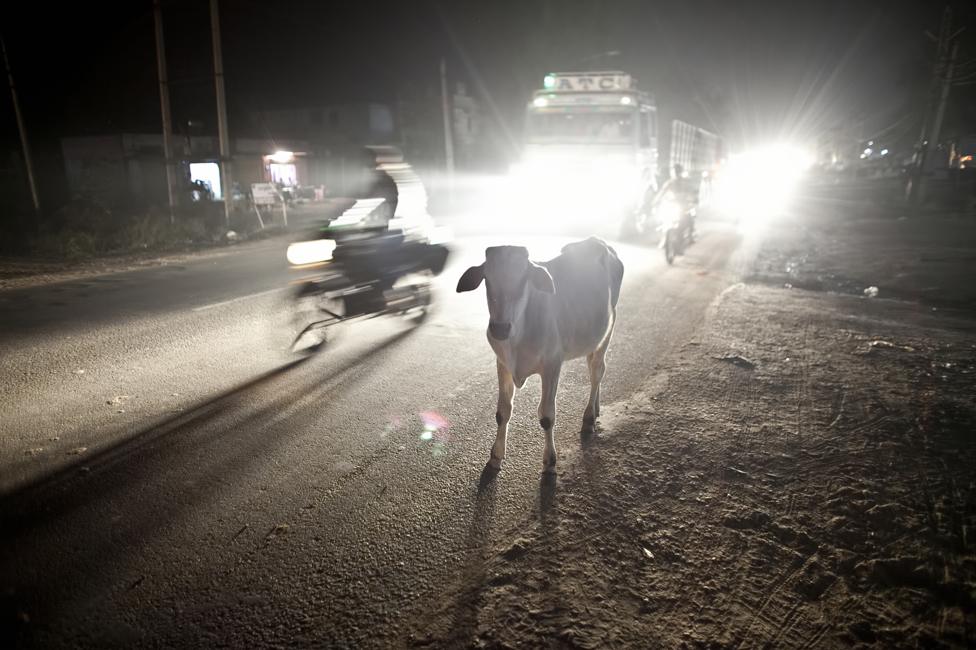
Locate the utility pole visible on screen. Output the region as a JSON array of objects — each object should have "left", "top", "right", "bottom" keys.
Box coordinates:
[
  {"left": 152, "top": 0, "right": 178, "bottom": 224},
  {"left": 927, "top": 40, "right": 959, "bottom": 178},
  {"left": 2, "top": 37, "right": 40, "bottom": 215},
  {"left": 908, "top": 6, "right": 964, "bottom": 207},
  {"left": 439, "top": 58, "right": 455, "bottom": 204},
  {"left": 210, "top": 0, "right": 232, "bottom": 228}
]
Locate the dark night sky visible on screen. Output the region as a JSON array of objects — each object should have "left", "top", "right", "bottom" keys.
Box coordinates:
[{"left": 1, "top": 0, "right": 973, "bottom": 156}]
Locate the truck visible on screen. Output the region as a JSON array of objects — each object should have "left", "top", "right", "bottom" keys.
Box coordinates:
[
  {"left": 510, "top": 71, "right": 722, "bottom": 235},
  {"left": 669, "top": 119, "right": 722, "bottom": 178},
  {"left": 668, "top": 119, "right": 723, "bottom": 207},
  {"left": 509, "top": 71, "right": 658, "bottom": 231}
]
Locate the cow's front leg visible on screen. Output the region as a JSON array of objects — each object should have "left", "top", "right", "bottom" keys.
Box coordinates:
[
  {"left": 489, "top": 360, "right": 516, "bottom": 469},
  {"left": 539, "top": 361, "right": 561, "bottom": 473}
]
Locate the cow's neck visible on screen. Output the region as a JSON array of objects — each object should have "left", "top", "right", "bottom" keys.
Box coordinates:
[{"left": 490, "top": 292, "right": 555, "bottom": 387}]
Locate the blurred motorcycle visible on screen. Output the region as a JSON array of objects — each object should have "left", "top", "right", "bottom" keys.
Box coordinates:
[
  {"left": 655, "top": 191, "right": 695, "bottom": 265},
  {"left": 286, "top": 219, "right": 449, "bottom": 353},
  {"left": 284, "top": 148, "right": 450, "bottom": 353}
]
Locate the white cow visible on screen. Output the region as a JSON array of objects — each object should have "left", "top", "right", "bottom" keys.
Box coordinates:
[{"left": 457, "top": 237, "right": 624, "bottom": 473}]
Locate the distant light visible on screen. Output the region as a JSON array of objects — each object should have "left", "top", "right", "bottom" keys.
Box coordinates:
[
  {"left": 543, "top": 74, "right": 556, "bottom": 89},
  {"left": 868, "top": 141, "right": 873, "bottom": 146},
  {"left": 860, "top": 153, "right": 868, "bottom": 159},
  {"left": 533, "top": 97, "right": 549, "bottom": 108},
  {"left": 270, "top": 150, "right": 294, "bottom": 163},
  {"left": 712, "top": 142, "right": 812, "bottom": 231},
  {"left": 619, "top": 96, "right": 633, "bottom": 105},
  {"left": 863, "top": 148, "right": 873, "bottom": 156},
  {"left": 881, "top": 149, "right": 889, "bottom": 156}
]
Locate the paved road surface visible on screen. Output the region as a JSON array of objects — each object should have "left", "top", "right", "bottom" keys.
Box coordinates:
[{"left": 0, "top": 211, "right": 748, "bottom": 647}]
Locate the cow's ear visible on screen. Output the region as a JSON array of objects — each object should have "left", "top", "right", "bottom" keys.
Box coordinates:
[
  {"left": 528, "top": 263, "right": 555, "bottom": 294},
  {"left": 456, "top": 264, "right": 485, "bottom": 292}
]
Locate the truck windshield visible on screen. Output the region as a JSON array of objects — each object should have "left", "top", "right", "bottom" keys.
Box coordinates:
[{"left": 527, "top": 111, "right": 634, "bottom": 144}]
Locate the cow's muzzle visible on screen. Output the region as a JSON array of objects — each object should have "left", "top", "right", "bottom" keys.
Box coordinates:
[{"left": 488, "top": 321, "right": 512, "bottom": 340}]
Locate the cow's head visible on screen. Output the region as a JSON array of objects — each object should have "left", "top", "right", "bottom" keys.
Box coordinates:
[{"left": 456, "top": 246, "right": 555, "bottom": 341}]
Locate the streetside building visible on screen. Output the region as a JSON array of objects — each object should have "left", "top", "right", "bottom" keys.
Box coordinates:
[
  {"left": 246, "top": 101, "right": 397, "bottom": 195},
  {"left": 60, "top": 134, "right": 310, "bottom": 209}
]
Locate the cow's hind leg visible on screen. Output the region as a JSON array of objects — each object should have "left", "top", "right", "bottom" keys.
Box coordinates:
[
  {"left": 583, "top": 328, "right": 612, "bottom": 434},
  {"left": 539, "top": 361, "right": 562, "bottom": 473},
  {"left": 489, "top": 360, "right": 516, "bottom": 470}
]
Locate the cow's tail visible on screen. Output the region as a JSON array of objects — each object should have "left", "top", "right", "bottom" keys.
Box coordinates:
[{"left": 605, "top": 243, "right": 624, "bottom": 309}]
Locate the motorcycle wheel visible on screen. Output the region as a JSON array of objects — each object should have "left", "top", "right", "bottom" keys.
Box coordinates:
[
  {"left": 290, "top": 282, "right": 344, "bottom": 354},
  {"left": 404, "top": 285, "right": 432, "bottom": 324},
  {"left": 396, "top": 273, "right": 433, "bottom": 324},
  {"left": 664, "top": 231, "right": 677, "bottom": 265}
]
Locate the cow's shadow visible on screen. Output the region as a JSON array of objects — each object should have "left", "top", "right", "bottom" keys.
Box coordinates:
[
  {"left": 443, "top": 472, "right": 499, "bottom": 647},
  {"left": 478, "top": 458, "right": 558, "bottom": 525},
  {"left": 538, "top": 420, "right": 605, "bottom": 520},
  {"left": 579, "top": 421, "right": 605, "bottom": 450},
  {"left": 477, "top": 462, "right": 500, "bottom": 492},
  {"left": 539, "top": 472, "right": 557, "bottom": 521}
]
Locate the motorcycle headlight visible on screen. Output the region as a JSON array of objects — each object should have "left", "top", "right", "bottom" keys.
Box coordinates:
[
  {"left": 658, "top": 198, "right": 680, "bottom": 223},
  {"left": 287, "top": 239, "right": 336, "bottom": 266}
]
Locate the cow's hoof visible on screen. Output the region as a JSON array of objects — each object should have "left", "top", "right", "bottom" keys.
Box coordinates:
[
  {"left": 581, "top": 417, "right": 595, "bottom": 435},
  {"left": 487, "top": 455, "right": 503, "bottom": 470}
]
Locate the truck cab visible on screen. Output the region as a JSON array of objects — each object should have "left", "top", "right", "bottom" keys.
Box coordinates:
[{"left": 511, "top": 71, "right": 658, "bottom": 227}]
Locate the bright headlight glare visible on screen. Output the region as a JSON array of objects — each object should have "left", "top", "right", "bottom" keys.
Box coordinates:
[
  {"left": 713, "top": 142, "right": 813, "bottom": 225},
  {"left": 287, "top": 239, "right": 336, "bottom": 266},
  {"left": 658, "top": 198, "right": 680, "bottom": 223},
  {"left": 427, "top": 225, "right": 452, "bottom": 246},
  {"left": 503, "top": 157, "right": 643, "bottom": 233}
]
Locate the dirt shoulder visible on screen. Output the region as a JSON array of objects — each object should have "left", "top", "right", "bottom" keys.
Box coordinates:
[
  {"left": 750, "top": 201, "right": 976, "bottom": 311},
  {"left": 408, "top": 271, "right": 976, "bottom": 645}
]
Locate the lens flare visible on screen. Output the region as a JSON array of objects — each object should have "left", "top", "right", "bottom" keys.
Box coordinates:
[
  {"left": 419, "top": 410, "right": 451, "bottom": 446},
  {"left": 420, "top": 411, "right": 450, "bottom": 430}
]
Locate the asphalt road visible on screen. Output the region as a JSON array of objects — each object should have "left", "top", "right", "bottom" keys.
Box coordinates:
[{"left": 0, "top": 211, "right": 747, "bottom": 647}]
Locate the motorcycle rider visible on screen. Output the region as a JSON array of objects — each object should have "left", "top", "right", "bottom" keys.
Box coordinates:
[
  {"left": 327, "top": 147, "right": 448, "bottom": 295},
  {"left": 654, "top": 163, "right": 699, "bottom": 241},
  {"left": 362, "top": 146, "right": 400, "bottom": 224}
]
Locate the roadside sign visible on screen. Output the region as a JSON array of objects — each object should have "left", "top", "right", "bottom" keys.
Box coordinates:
[{"left": 251, "top": 182, "right": 278, "bottom": 206}]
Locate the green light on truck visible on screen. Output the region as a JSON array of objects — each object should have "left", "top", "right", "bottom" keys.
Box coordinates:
[{"left": 543, "top": 74, "right": 556, "bottom": 89}]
